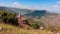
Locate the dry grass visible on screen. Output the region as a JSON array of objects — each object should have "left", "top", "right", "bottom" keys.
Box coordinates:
[{"left": 0, "top": 22, "right": 60, "bottom": 34}]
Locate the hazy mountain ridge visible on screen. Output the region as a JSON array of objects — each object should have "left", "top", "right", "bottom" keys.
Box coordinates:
[
  {"left": 24, "top": 10, "right": 58, "bottom": 18},
  {"left": 0, "top": 6, "right": 33, "bottom": 15},
  {"left": 0, "top": 6, "right": 58, "bottom": 18},
  {"left": 0, "top": 6, "right": 60, "bottom": 27},
  {"left": 4, "top": 7, "right": 33, "bottom": 15}
]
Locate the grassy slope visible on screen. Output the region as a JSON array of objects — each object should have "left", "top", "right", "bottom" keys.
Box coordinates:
[{"left": 0, "top": 22, "right": 60, "bottom": 34}]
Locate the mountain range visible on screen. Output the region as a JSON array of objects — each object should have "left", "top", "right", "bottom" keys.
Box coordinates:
[
  {"left": 0, "top": 6, "right": 60, "bottom": 27},
  {"left": 0, "top": 6, "right": 60, "bottom": 26},
  {"left": 0, "top": 6, "right": 58, "bottom": 18}
]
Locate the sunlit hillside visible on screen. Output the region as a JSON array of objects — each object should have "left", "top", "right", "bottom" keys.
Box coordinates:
[
  {"left": 0, "top": 22, "right": 60, "bottom": 34},
  {"left": 0, "top": 6, "right": 60, "bottom": 34}
]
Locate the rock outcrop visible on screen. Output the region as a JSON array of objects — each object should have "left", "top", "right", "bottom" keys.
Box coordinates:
[{"left": 16, "top": 14, "right": 30, "bottom": 28}]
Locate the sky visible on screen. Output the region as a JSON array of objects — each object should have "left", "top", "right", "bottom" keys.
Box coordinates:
[{"left": 0, "top": 0, "right": 60, "bottom": 13}]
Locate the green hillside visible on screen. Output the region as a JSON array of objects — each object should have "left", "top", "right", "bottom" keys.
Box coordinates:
[{"left": 0, "top": 6, "right": 60, "bottom": 34}]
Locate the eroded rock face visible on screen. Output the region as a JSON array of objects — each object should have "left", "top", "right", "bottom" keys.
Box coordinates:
[
  {"left": 41, "top": 15, "right": 60, "bottom": 27},
  {"left": 16, "top": 14, "right": 30, "bottom": 28}
]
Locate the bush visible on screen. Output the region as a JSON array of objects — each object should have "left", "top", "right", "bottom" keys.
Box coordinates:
[
  {"left": 0, "top": 10, "right": 19, "bottom": 26},
  {"left": 0, "top": 10, "right": 45, "bottom": 29},
  {"left": 28, "top": 19, "right": 45, "bottom": 29}
]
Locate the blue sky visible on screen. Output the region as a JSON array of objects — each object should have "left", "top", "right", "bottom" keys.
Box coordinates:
[
  {"left": 0, "top": 0, "right": 58, "bottom": 7},
  {"left": 0, "top": 0, "right": 60, "bottom": 13}
]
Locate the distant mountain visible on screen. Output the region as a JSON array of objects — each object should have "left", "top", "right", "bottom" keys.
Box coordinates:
[
  {"left": 0, "top": 6, "right": 16, "bottom": 14},
  {"left": 0, "top": 6, "right": 58, "bottom": 18},
  {"left": 0, "top": 6, "right": 60, "bottom": 27},
  {"left": 0, "top": 6, "right": 33, "bottom": 15},
  {"left": 6, "top": 7, "right": 33, "bottom": 15},
  {"left": 24, "top": 10, "right": 46, "bottom": 18},
  {"left": 24, "top": 10, "right": 58, "bottom": 18}
]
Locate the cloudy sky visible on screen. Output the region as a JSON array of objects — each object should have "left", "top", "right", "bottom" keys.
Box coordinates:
[{"left": 0, "top": 0, "right": 60, "bottom": 13}]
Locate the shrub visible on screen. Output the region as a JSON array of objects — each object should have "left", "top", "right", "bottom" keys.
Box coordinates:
[
  {"left": 28, "top": 19, "right": 45, "bottom": 29},
  {"left": 0, "top": 10, "right": 19, "bottom": 26}
]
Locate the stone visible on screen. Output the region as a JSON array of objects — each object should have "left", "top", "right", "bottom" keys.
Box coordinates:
[
  {"left": 0, "top": 27, "right": 3, "bottom": 31},
  {"left": 40, "top": 27, "right": 44, "bottom": 30}
]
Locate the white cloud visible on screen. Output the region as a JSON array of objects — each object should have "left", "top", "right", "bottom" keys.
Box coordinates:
[
  {"left": 13, "top": 2, "right": 21, "bottom": 8},
  {"left": 46, "top": 1, "right": 60, "bottom": 13},
  {"left": 0, "top": 3, "right": 8, "bottom": 7},
  {"left": 0, "top": 2, "right": 41, "bottom": 10},
  {"left": 56, "top": 1, "right": 60, "bottom": 4},
  {"left": 11, "top": 2, "right": 41, "bottom": 10},
  {"left": 52, "top": 5, "right": 59, "bottom": 7},
  {"left": 46, "top": 4, "right": 60, "bottom": 13},
  {"left": 14, "top": 2, "right": 18, "bottom": 5},
  {"left": 51, "top": 5, "right": 60, "bottom": 10}
]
